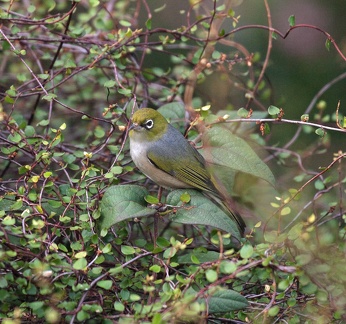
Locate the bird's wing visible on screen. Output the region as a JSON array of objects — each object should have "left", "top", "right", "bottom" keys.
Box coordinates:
[{"left": 146, "top": 144, "right": 218, "bottom": 196}]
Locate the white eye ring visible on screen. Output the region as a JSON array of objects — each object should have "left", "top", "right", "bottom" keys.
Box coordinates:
[{"left": 144, "top": 119, "right": 154, "bottom": 129}]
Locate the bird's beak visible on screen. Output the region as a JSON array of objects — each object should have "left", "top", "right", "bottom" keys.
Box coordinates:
[{"left": 129, "top": 122, "right": 138, "bottom": 131}]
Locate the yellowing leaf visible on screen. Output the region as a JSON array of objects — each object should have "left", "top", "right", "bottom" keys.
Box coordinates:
[
  {"left": 75, "top": 251, "right": 87, "bottom": 259},
  {"left": 280, "top": 207, "right": 291, "bottom": 216}
]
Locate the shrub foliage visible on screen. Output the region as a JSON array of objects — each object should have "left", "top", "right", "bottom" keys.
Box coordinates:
[{"left": 0, "top": 1, "right": 345, "bottom": 323}]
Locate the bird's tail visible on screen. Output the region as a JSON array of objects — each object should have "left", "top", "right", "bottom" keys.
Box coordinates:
[
  {"left": 207, "top": 173, "right": 246, "bottom": 237},
  {"left": 222, "top": 198, "right": 246, "bottom": 235}
]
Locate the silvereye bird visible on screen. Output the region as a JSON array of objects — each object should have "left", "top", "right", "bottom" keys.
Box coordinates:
[{"left": 129, "top": 108, "right": 246, "bottom": 234}]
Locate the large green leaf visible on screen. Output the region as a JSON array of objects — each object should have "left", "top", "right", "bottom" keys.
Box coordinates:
[
  {"left": 202, "top": 125, "right": 275, "bottom": 186},
  {"left": 207, "top": 164, "right": 237, "bottom": 196},
  {"left": 206, "top": 289, "right": 248, "bottom": 313},
  {"left": 99, "top": 185, "right": 156, "bottom": 230},
  {"left": 125, "top": 99, "right": 139, "bottom": 118},
  {"left": 158, "top": 102, "right": 186, "bottom": 132},
  {"left": 166, "top": 189, "right": 242, "bottom": 241}
]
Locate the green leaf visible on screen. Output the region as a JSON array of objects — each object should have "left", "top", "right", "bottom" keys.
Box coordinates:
[
  {"left": 125, "top": 99, "right": 139, "bottom": 119},
  {"left": 158, "top": 102, "right": 186, "bottom": 131},
  {"left": 29, "top": 301, "right": 45, "bottom": 311},
  {"left": 2, "top": 216, "right": 15, "bottom": 226},
  {"left": 10, "top": 199, "right": 23, "bottom": 211},
  {"left": 102, "top": 243, "right": 112, "bottom": 254},
  {"left": 278, "top": 279, "right": 290, "bottom": 291},
  {"left": 288, "top": 223, "right": 304, "bottom": 240},
  {"left": 149, "top": 265, "right": 161, "bottom": 273},
  {"left": 5, "top": 95, "right": 14, "bottom": 103},
  {"left": 114, "top": 301, "right": 125, "bottom": 312},
  {"left": 288, "top": 15, "right": 295, "bottom": 27},
  {"left": 218, "top": 29, "right": 225, "bottom": 37},
  {"left": 145, "top": 195, "right": 159, "bottom": 204},
  {"left": 96, "top": 280, "right": 113, "bottom": 290},
  {"left": 77, "top": 310, "right": 89, "bottom": 322},
  {"left": 156, "top": 237, "right": 170, "bottom": 248},
  {"left": 208, "top": 164, "right": 236, "bottom": 196},
  {"left": 325, "top": 38, "right": 331, "bottom": 51},
  {"left": 73, "top": 258, "right": 87, "bottom": 270},
  {"left": 239, "top": 243, "right": 254, "bottom": 259},
  {"left": 237, "top": 107, "right": 249, "bottom": 118},
  {"left": 75, "top": 251, "right": 87, "bottom": 258},
  {"left": 314, "top": 179, "right": 323, "bottom": 190},
  {"left": 154, "top": 4, "right": 166, "bottom": 13},
  {"left": 119, "top": 20, "right": 131, "bottom": 27},
  {"left": 202, "top": 126, "right": 275, "bottom": 186},
  {"left": 163, "top": 246, "right": 177, "bottom": 259},
  {"left": 58, "top": 244, "right": 68, "bottom": 252},
  {"left": 145, "top": 18, "right": 152, "bottom": 29},
  {"left": 65, "top": 59, "right": 76, "bottom": 69},
  {"left": 287, "top": 298, "right": 297, "bottom": 307},
  {"left": 167, "top": 189, "right": 242, "bottom": 240},
  {"left": 152, "top": 313, "right": 163, "bottom": 324},
  {"left": 8, "top": 132, "right": 22, "bottom": 143},
  {"left": 37, "top": 119, "right": 50, "bottom": 126},
  {"left": 301, "top": 114, "right": 309, "bottom": 122},
  {"left": 111, "top": 166, "right": 123, "bottom": 175},
  {"left": 109, "top": 266, "right": 123, "bottom": 275},
  {"left": 0, "top": 277, "right": 8, "bottom": 289},
  {"left": 38, "top": 73, "right": 49, "bottom": 80},
  {"left": 6, "top": 85, "right": 17, "bottom": 97},
  {"left": 206, "top": 269, "right": 218, "bottom": 282},
  {"left": 89, "top": 0, "right": 99, "bottom": 7},
  {"left": 280, "top": 206, "right": 291, "bottom": 216},
  {"left": 118, "top": 88, "right": 132, "bottom": 96},
  {"left": 264, "top": 230, "right": 287, "bottom": 244},
  {"left": 315, "top": 127, "right": 325, "bottom": 137},
  {"left": 104, "top": 80, "right": 116, "bottom": 88},
  {"left": 99, "top": 185, "right": 156, "bottom": 230},
  {"left": 191, "top": 254, "right": 200, "bottom": 264},
  {"left": 180, "top": 192, "right": 190, "bottom": 203},
  {"left": 317, "top": 100, "right": 327, "bottom": 110},
  {"left": 178, "top": 250, "right": 220, "bottom": 264},
  {"left": 42, "top": 93, "right": 57, "bottom": 101},
  {"left": 262, "top": 122, "right": 270, "bottom": 134},
  {"left": 268, "top": 305, "right": 280, "bottom": 317},
  {"left": 25, "top": 125, "right": 35, "bottom": 137},
  {"left": 205, "top": 289, "right": 248, "bottom": 313},
  {"left": 121, "top": 245, "right": 135, "bottom": 255},
  {"left": 220, "top": 260, "right": 237, "bottom": 274},
  {"left": 268, "top": 105, "right": 280, "bottom": 116}
]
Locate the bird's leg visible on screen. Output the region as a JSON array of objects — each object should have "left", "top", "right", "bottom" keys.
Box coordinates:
[
  {"left": 157, "top": 186, "right": 163, "bottom": 201},
  {"left": 153, "top": 186, "right": 163, "bottom": 247}
]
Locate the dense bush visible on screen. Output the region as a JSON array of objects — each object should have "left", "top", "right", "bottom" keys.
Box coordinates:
[{"left": 0, "top": 1, "right": 345, "bottom": 323}]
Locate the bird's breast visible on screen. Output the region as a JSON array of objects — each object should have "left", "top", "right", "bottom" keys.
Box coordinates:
[{"left": 130, "top": 140, "right": 192, "bottom": 189}]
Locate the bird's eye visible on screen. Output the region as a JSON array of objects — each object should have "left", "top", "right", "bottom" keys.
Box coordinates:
[{"left": 144, "top": 119, "right": 154, "bottom": 129}]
